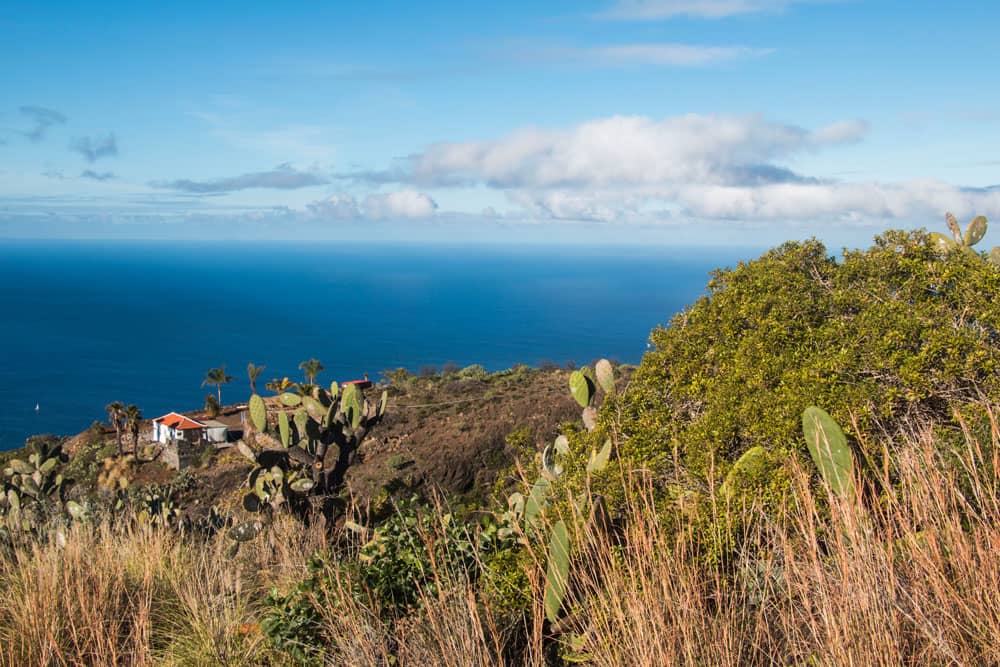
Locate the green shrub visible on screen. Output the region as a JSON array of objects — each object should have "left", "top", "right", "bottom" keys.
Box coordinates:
[
  {"left": 263, "top": 502, "right": 492, "bottom": 661},
  {"left": 457, "top": 364, "right": 489, "bottom": 380},
  {"left": 613, "top": 230, "right": 1000, "bottom": 499}
]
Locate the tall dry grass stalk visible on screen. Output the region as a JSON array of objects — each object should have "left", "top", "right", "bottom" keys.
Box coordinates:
[
  {"left": 2, "top": 410, "right": 999, "bottom": 665},
  {"left": 557, "top": 412, "right": 1000, "bottom": 666},
  {"left": 0, "top": 516, "right": 328, "bottom": 666}
]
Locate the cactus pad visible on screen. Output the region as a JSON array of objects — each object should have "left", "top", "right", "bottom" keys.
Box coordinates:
[
  {"left": 946, "top": 212, "right": 963, "bottom": 242},
  {"left": 278, "top": 392, "right": 302, "bottom": 407},
  {"left": 544, "top": 519, "right": 571, "bottom": 623},
  {"left": 569, "top": 370, "right": 595, "bottom": 408},
  {"left": 249, "top": 394, "right": 267, "bottom": 432},
  {"left": 965, "top": 215, "right": 988, "bottom": 246},
  {"left": 802, "top": 406, "right": 854, "bottom": 497},
  {"left": 929, "top": 232, "right": 958, "bottom": 253},
  {"left": 587, "top": 438, "right": 612, "bottom": 474},
  {"left": 595, "top": 358, "right": 615, "bottom": 394},
  {"left": 278, "top": 411, "right": 291, "bottom": 447}
]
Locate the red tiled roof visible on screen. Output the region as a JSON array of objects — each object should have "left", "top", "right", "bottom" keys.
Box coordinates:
[{"left": 153, "top": 412, "right": 206, "bottom": 430}]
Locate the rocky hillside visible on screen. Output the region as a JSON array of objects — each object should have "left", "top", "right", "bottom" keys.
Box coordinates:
[{"left": 37, "top": 364, "right": 616, "bottom": 522}]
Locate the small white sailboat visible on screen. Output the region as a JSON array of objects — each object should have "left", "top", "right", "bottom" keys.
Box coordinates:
[{"left": 35, "top": 403, "right": 40, "bottom": 412}]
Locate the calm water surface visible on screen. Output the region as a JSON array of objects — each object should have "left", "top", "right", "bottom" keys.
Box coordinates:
[{"left": 0, "top": 240, "right": 758, "bottom": 450}]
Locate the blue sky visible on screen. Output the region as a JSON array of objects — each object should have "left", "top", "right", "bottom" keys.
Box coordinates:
[{"left": 2, "top": 0, "right": 999, "bottom": 246}]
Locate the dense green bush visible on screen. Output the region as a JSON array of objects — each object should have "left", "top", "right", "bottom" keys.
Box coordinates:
[
  {"left": 262, "top": 501, "right": 501, "bottom": 661},
  {"left": 611, "top": 230, "right": 1000, "bottom": 502}
]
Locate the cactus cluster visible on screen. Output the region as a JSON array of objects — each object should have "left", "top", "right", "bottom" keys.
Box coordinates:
[
  {"left": 930, "top": 212, "right": 999, "bottom": 265},
  {"left": 0, "top": 439, "right": 83, "bottom": 533},
  {"left": 135, "top": 487, "right": 181, "bottom": 527},
  {"left": 496, "top": 359, "right": 618, "bottom": 627},
  {"left": 568, "top": 359, "right": 616, "bottom": 432},
  {"left": 238, "top": 380, "right": 388, "bottom": 517}
]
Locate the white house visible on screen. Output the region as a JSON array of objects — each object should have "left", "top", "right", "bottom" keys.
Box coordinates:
[{"left": 152, "top": 412, "right": 228, "bottom": 444}]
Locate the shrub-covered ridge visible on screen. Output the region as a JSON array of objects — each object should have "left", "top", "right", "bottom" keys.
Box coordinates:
[{"left": 615, "top": 229, "right": 1000, "bottom": 500}]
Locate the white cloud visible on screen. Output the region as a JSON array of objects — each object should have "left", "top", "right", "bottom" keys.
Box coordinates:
[
  {"left": 364, "top": 190, "right": 437, "bottom": 219},
  {"left": 342, "top": 113, "right": 1000, "bottom": 225},
  {"left": 586, "top": 43, "right": 773, "bottom": 65},
  {"left": 307, "top": 189, "right": 437, "bottom": 220},
  {"left": 600, "top": 0, "right": 812, "bottom": 19},
  {"left": 307, "top": 193, "right": 361, "bottom": 218},
  {"left": 519, "top": 42, "right": 773, "bottom": 67},
  {"left": 673, "top": 180, "right": 1000, "bottom": 221},
  {"left": 394, "top": 114, "right": 866, "bottom": 189}
]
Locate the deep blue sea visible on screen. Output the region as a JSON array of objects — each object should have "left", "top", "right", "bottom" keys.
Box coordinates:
[{"left": 0, "top": 240, "right": 758, "bottom": 450}]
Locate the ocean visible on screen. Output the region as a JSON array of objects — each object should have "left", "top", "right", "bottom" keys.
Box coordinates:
[{"left": 0, "top": 240, "right": 757, "bottom": 450}]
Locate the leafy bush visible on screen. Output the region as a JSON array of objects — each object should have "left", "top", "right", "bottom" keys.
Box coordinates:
[
  {"left": 613, "top": 230, "right": 1000, "bottom": 501},
  {"left": 457, "top": 364, "right": 489, "bottom": 380},
  {"left": 262, "top": 501, "right": 495, "bottom": 661}
]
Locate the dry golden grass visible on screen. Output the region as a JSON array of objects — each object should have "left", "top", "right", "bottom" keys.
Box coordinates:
[
  {"left": 557, "top": 413, "right": 1000, "bottom": 666},
  {"left": 2, "top": 410, "right": 999, "bottom": 665}
]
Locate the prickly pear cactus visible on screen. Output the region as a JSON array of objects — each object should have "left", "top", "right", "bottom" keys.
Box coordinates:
[
  {"left": 544, "top": 519, "right": 571, "bottom": 624},
  {"left": 801, "top": 406, "right": 854, "bottom": 497},
  {"left": 278, "top": 392, "right": 302, "bottom": 407},
  {"left": 933, "top": 212, "right": 991, "bottom": 255},
  {"left": 720, "top": 445, "right": 768, "bottom": 500},
  {"left": 595, "top": 359, "right": 615, "bottom": 394},
  {"left": 0, "top": 438, "right": 79, "bottom": 532},
  {"left": 586, "top": 438, "right": 612, "bottom": 474},
  {"left": 965, "top": 215, "right": 987, "bottom": 246},
  {"left": 569, "top": 371, "right": 594, "bottom": 408},
  {"left": 238, "top": 377, "right": 388, "bottom": 521},
  {"left": 249, "top": 394, "right": 267, "bottom": 432},
  {"left": 278, "top": 411, "right": 291, "bottom": 447}
]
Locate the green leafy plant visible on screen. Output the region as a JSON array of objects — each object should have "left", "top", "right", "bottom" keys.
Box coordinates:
[{"left": 615, "top": 230, "right": 1000, "bottom": 504}]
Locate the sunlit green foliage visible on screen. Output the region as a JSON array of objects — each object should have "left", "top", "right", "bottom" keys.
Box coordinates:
[{"left": 615, "top": 230, "right": 1000, "bottom": 499}]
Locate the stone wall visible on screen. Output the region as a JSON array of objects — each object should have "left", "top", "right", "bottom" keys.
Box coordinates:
[{"left": 160, "top": 438, "right": 201, "bottom": 471}]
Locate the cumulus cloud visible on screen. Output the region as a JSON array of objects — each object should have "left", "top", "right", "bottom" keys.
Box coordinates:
[
  {"left": 307, "top": 193, "right": 361, "bottom": 218},
  {"left": 600, "top": 0, "right": 813, "bottom": 19},
  {"left": 71, "top": 134, "right": 118, "bottom": 162},
  {"left": 80, "top": 169, "right": 115, "bottom": 182},
  {"left": 154, "top": 164, "right": 328, "bottom": 194},
  {"left": 364, "top": 190, "right": 438, "bottom": 219},
  {"left": 672, "top": 180, "right": 1000, "bottom": 221},
  {"left": 337, "top": 113, "right": 1000, "bottom": 224},
  {"left": 307, "top": 190, "right": 437, "bottom": 220},
  {"left": 19, "top": 106, "right": 67, "bottom": 142},
  {"left": 359, "top": 114, "right": 867, "bottom": 190}
]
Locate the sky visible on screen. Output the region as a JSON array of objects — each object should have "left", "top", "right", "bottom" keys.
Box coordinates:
[{"left": 1, "top": 0, "right": 999, "bottom": 247}]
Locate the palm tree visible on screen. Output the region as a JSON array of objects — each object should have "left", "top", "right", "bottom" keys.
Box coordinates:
[
  {"left": 105, "top": 401, "right": 125, "bottom": 456},
  {"left": 247, "top": 362, "right": 266, "bottom": 395},
  {"left": 204, "top": 393, "right": 221, "bottom": 418},
  {"left": 123, "top": 404, "right": 142, "bottom": 454},
  {"left": 202, "top": 366, "right": 234, "bottom": 405},
  {"left": 299, "top": 358, "right": 324, "bottom": 385}
]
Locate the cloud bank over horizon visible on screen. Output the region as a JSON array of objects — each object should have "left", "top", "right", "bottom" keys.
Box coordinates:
[
  {"left": 3, "top": 1, "right": 999, "bottom": 243},
  {"left": 337, "top": 113, "right": 1000, "bottom": 224}
]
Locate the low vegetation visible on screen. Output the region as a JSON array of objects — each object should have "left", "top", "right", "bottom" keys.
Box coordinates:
[{"left": 1, "top": 215, "right": 999, "bottom": 665}]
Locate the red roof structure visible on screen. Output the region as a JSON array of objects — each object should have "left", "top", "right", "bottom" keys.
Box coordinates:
[
  {"left": 153, "top": 412, "right": 207, "bottom": 431},
  {"left": 342, "top": 373, "right": 372, "bottom": 390}
]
